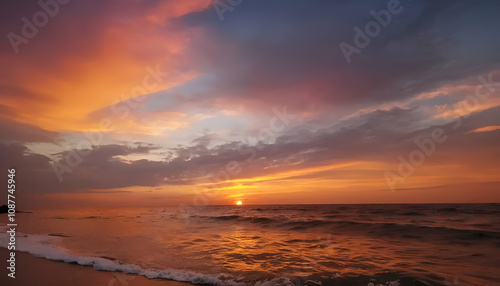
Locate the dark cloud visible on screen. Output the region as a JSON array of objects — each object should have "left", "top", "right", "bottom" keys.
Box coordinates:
[
  {"left": 191, "top": 133, "right": 218, "bottom": 146},
  {"left": 3, "top": 106, "right": 498, "bottom": 195},
  {"left": 0, "top": 117, "right": 58, "bottom": 142},
  {"left": 148, "top": 0, "right": 500, "bottom": 115},
  {"left": 1, "top": 0, "right": 499, "bottom": 202}
]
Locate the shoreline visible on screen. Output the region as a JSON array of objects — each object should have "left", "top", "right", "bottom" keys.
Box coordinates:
[{"left": 0, "top": 248, "right": 195, "bottom": 286}]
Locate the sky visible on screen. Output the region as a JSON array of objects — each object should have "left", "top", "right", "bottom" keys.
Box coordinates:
[{"left": 1, "top": 0, "right": 499, "bottom": 208}]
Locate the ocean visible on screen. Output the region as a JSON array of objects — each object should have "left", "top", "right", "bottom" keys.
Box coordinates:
[{"left": 1, "top": 204, "right": 499, "bottom": 285}]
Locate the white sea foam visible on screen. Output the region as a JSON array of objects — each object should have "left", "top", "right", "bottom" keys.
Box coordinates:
[{"left": 0, "top": 227, "right": 297, "bottom": 286}]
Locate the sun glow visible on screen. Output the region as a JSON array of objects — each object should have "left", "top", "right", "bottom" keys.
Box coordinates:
[{"left": 236, "top": 201, "right": 243, "bottom": 205}]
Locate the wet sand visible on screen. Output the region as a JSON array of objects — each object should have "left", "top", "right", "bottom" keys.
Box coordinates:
[{"left": 0, "top": 248, "right": 195, "bottom": 286}]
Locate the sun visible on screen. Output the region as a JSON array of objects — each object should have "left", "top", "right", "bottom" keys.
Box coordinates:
[{"left": 236, "top": 201, "right": 243, "bottom": 205}]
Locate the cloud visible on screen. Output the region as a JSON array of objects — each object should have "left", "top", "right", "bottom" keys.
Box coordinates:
[
  {"left": 142, "top": 0, "right": 500, "bottom": 117},
  {"left": 191, "top": 133, "right": 218, "bottom": 146},
  {"left": 0, "top": 117, "right": 58, "bottom": 142},
  {"left": 1, "top": 0, "right": 210, "bottom": 131},
  {"left": 2, "top": 1, "right": 500, "bottom": 205},
  {"left": 2, "top": 106, "right": 498, "bottom": 197}
]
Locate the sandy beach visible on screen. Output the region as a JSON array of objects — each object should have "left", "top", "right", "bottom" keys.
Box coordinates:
[{"left": 0, "top": 248, "right": 195, "bottom": 286}]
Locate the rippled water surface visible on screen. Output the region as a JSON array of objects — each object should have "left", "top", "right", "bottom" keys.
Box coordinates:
[{"left": 2, "top": 204, "right": 500, "bottom": 285}]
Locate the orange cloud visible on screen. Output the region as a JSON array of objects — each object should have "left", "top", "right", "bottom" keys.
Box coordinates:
[
  {"left": 2, "top": 0, "right": 211, "bottom": 133},
  {"left": 468, "top": 125, "right": 500, "bottom": 133}
]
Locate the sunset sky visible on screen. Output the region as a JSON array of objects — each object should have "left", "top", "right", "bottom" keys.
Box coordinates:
[{"left": 1, "top": 0, "right": 499, "bottom": 208}]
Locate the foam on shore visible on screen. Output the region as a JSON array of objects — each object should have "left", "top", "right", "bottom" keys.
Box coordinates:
[{"left": 0, "top": 228, "right": 297, "bottom": 286}]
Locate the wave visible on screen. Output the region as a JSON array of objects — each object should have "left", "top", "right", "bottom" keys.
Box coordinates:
[
  {"left": 0, "top": 229, "right": 298, "bottom": 286},
  {"left": 199, "top": 215, "right": 278, "bottom": 224},
  {"left": 286, "top": 220, "right": 500, "bottom": 241},
  {"left": 0, "top": 226, "right": 446, "bottom": 286},
  {"left": 401, "top": 212, "right": 427, "bottom": 216},
  {"left": 193, "top": 215, "right": 500, "bottom": 241}
]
